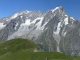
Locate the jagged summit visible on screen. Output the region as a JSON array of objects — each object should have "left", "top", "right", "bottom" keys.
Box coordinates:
[
  {"left": 51, "top": 6, "right": 64, "bottom": 12},
  {"left": 10, "top": 6, "right": 64, "bottom": 20},
  {"left": 57, "top": 6, "right": 64, "bottom": 10}
]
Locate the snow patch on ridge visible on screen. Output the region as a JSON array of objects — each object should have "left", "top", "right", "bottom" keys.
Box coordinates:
[
  {"left": 31, "top": 17, "right": 41, "bottom": 24},
  {"left": 14, "top": 23, "right": 19, "bottom": 30},
  {"left": 65, "top": 15, "right": 68, "bottom": 17},
  {"left": 51, "top": 7, "right": 59, "bottom": 12},
  {"left": 20, "top": 19, "right": 31, "bottom": 26},
  {"left": 25, "top": 19, "right": 31, "bottom": 25},
  {"left": 54, "top": 22, "right": 61, "bottom": 35},
  {"left": 63, "top": 32, "right": 67, "bottom": 36},
  {"left": 0, "top": 23, "right": 6, "bottom": 30},
  {"left": 64, "top": 17, "right": 68, "bottom": 25},
  {"left": 40, "top": 22, "right": 48, "bottom": 30},
  {"left": 17, "top": 19, "right": 31, "bottom": 31},
  {"left": 35, "top": 17, "right": 44, "bottom": 30},
  {"left": 11, "top": 13, "right": 18, "bottom": 19},
  {"left": 70, "top": 17, "right": 75, "bottom": 20},
  {"left": 20, "top": 16, "right": 23, "bottom": 18}
]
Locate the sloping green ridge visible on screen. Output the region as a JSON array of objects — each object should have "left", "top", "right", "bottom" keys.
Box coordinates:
[
  {"left": 0, "top": 38, "right": 39, "bottom": 55},
  {"left": 0, "top": 38, "right": 79, "bottom": 60}
]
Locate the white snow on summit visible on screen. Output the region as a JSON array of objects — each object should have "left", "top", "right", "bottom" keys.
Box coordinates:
[
  {"left": 11, "top": 10, "right": 31, "bottom": 19},
  {"left": 65, "top": 15, "right": 68, "bottom": 17},
  {"left": 11, "top": 13, "right": 19, "bottom": 19},
  {"left": 26, "top": 10, "right": 31, "bottom": 13},
  {"left": 51, "top": 7, "right": 60, "bottom": 12},
  {"left": 70, "top": 17, "right": 75, "bottom": 20}
]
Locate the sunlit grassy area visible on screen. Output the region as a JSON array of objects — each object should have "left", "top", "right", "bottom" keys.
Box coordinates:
[{"left": 0, "top": 38, "right": 79, "bottom": 60}]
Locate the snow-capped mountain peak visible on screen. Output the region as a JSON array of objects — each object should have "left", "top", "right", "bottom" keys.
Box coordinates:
[{"left": 0, "top": 6, "right": 80, "bottom": 56}]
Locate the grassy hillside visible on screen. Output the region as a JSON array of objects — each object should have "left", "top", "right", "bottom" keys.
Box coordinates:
[
  {"left": 0, "top": 38, "right": 39, "bottom": 55},
  {"left": 0, "top": 38, "right": 79, "bottom": 60}
]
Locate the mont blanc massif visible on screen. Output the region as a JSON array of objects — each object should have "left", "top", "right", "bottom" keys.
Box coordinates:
[{"left": 0, "top": 6, "right": 80, "bottom": 56}]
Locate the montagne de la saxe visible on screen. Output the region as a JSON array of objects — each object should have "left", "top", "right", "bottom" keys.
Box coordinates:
[{"left": 0, "top": 6, "right": 80, "bottom": 56}]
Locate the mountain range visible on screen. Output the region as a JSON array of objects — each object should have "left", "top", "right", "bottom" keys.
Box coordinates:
[{"left": 0, "top": 6, "right": 80, "bottom": 56}]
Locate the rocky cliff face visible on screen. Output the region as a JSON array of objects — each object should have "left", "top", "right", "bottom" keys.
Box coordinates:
[{"left": 0, "top": 6, "right": 80, "bottom": 56}]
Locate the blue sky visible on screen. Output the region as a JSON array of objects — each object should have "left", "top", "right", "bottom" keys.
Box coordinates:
[{"left": 0, "top": 0, "right": 80, "bottom": 19}]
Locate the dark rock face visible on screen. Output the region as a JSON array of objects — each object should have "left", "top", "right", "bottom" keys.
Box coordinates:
[{"left": 0, "top": 6, "right": 80, "bottom": 56}]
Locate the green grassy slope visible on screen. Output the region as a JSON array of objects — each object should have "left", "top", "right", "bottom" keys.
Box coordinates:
[
  {"left": 0, "top": 38, "right": 79, "bottom": 60},
  {"left": 0, "top": 38, "right": 39, "bottom": 55}
]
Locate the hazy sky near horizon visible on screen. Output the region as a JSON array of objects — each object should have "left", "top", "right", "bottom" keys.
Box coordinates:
[{"left": 0, "top": 0, "right": 80, "bottom": 19}]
